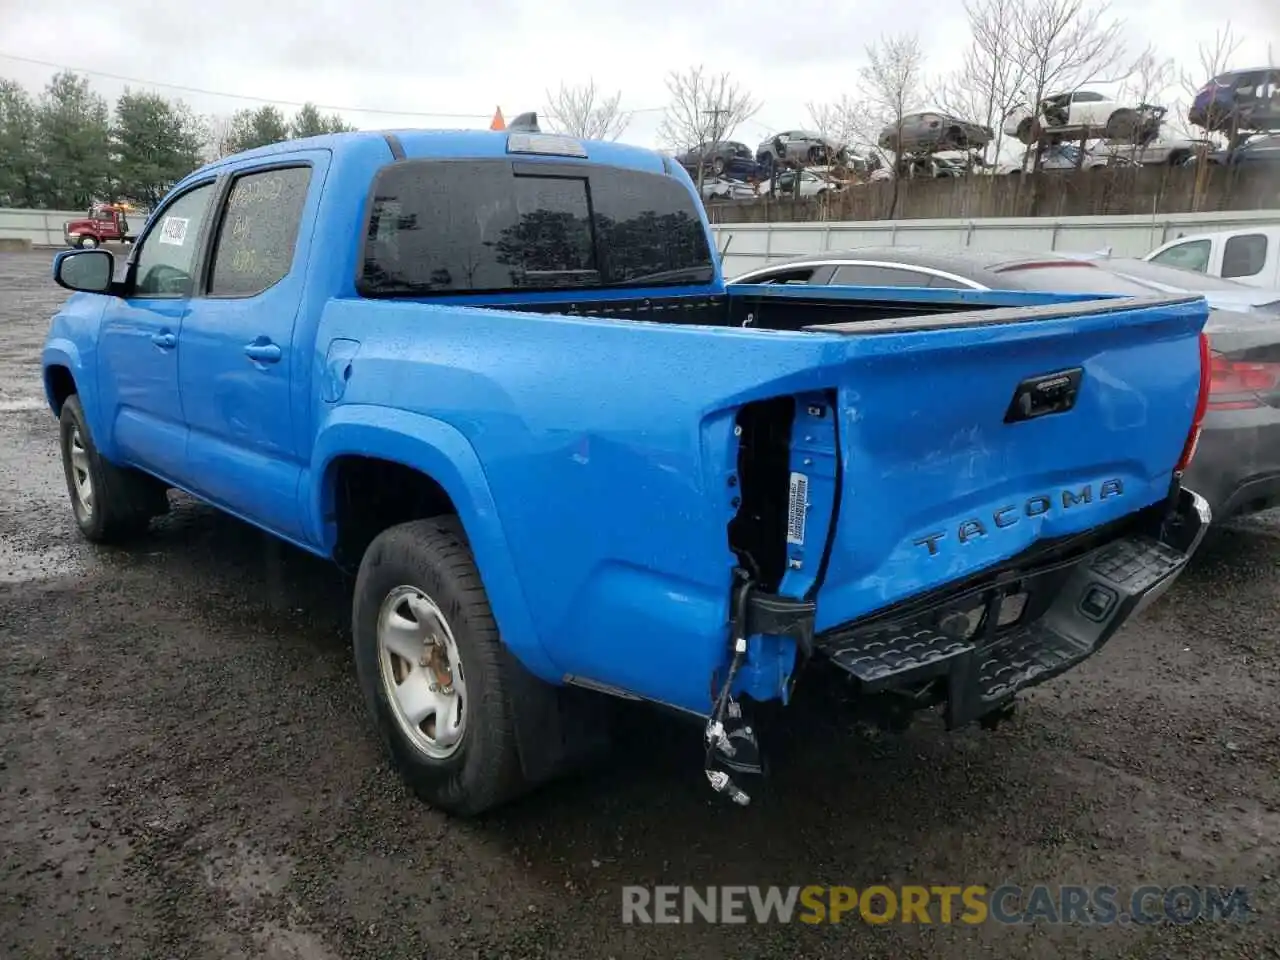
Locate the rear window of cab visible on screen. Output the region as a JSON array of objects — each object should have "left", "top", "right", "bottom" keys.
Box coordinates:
[{"left": 357, "top": 159, "right": 714, "bottom": 297}]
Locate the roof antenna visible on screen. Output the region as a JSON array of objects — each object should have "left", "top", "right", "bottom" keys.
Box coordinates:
[{"left": 507, "top": 112, "right": 541, "bottom": 133}]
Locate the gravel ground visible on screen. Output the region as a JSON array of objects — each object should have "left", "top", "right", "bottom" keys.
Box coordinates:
[{"left": 2, "top": 249, "right": 1279, "bottom": 960}]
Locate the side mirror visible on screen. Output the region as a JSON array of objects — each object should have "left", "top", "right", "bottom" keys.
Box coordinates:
[{"left": 53, "top": 249, "right": 115, "bottom": 294}]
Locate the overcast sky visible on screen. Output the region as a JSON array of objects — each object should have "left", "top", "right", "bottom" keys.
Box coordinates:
[{"left": 0, "top": 0, "right": 1275, "bottom": 150}]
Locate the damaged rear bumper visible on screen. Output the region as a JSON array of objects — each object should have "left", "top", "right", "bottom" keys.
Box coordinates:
[{"left": 813, "top": 486, "right": 1211, "bottom": 729}]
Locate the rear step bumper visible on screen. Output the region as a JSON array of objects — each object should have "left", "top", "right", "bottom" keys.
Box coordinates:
[{"left": 816, "top": 486, "right": 1211, "bottom": 729}]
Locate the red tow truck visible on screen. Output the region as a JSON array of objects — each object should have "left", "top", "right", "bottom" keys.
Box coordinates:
[{"left": 63, "top": 203, "right": 138, "bottom": 249}]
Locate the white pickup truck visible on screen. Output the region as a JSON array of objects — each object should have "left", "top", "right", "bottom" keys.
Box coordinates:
[{"left": 1146, "top": 226, "right": 1280, "bottom": 289}]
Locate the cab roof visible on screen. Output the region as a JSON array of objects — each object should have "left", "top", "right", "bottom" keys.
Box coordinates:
[{"left": 186, "top": 128, "right": 671, "bottom": 181}]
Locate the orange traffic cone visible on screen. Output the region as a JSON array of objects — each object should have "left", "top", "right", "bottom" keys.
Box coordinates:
[{"left": 490, "top": 107, "right": 505, "bottom": 131}]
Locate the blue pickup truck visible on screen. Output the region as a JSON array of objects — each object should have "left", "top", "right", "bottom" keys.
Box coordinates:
[{"left": 42, "top": 115, "right": 1213, "bottom": 815}]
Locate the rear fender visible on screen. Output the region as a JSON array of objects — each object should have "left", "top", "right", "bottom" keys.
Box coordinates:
[{"left": 309, "top": 404, "right": 556, "bottom": 681}]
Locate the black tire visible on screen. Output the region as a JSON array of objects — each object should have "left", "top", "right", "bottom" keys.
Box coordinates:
[
  {"left": 58, "top": 394, "right": 167, "bottom": 544},
  {"left": 1015, "top": 118, "right": 1033, "bottom": 145},
  {"left": 1105, "top": 109, "right": 1138, "bottom": 140},
  {"left": 712, "top": 157, "right": 726, "bottom": 176},
  {"left": 1167, "top": 150, "right": 1190, "bottom": 167},
  {"left": 352, "top": 517, "right": 526, "bottom": 817}
]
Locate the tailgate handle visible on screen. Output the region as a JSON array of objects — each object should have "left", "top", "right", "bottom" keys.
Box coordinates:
[{"left": 1004, "top": 367, "right": 1083, "bottom": 423}]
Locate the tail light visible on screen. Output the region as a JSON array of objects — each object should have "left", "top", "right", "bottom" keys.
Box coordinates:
[
  {"left": 1174, "top": 332, "right": 1212, "bottom": 474},
  {"left": 1207, "top": 351, "right": 1280, "bottom": 411}
]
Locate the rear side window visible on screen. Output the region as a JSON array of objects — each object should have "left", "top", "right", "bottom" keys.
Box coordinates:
[
  {"left": 209, "top": 166, "right": 312, "bottom": 297},
  {"left": 359, "top": 159, "right": 713, "bottom": 297},
  {"left": 1149, "top": 239, "right": 1211, "bottom": 274},
  {"left": 741, "top": 267, "right": 820, "bottom": 285},
  {"left": 1222, "top": 234, "right": 1268, "bottom": 279},
  {"left": 831, "top": 264, "right": 933, "bottom": 287}
]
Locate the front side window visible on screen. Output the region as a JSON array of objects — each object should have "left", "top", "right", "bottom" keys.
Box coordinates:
[
  {"left": 360, "top": 159, "right": 713, "bottom": 296},
  {"left": 133, "top": 182, "right": 216, "bottom": 297},
  {"left": 1222, "top": 234, "right": 1268, "bottom": 279},
  {"left": 209, "top": 166, "right": 313, "bottom": 297},
  {"left": 1150, "top": 239, "right": 1211, "bottom": 274}
]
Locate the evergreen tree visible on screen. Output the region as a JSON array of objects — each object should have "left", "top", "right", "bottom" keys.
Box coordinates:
[
  {"left": 35, "top": 71, "right": 112, "bottom": 209},
  {"left": 112, "top": 89, "right": 205, "bottom": 207}
]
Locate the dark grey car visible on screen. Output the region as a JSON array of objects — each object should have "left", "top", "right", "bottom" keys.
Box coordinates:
[
  {"left": 731, "top": 247, "right": 1280, "bottom": 520},
  {"left": 878, "top": 112, "right": 993, "bottom": 154},
  {"left": 674, "top": 141, "right": 758, "bottom": 178}
]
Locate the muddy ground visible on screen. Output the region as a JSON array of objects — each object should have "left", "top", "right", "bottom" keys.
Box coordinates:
[{"left": 1, "top": 249, "right": 1278, "bottom": 959}]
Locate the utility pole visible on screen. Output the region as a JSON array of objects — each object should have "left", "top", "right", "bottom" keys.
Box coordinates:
[{"left": 703, "top": 108, "right": 730, "bottom": 143}]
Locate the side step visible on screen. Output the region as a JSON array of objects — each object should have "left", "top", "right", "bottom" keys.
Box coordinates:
[{"left": 818, "top": 533, "right": 1192, "bottom": 728}]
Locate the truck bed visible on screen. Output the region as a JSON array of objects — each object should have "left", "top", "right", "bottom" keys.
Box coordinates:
[{"left": 466, "top": 281, "right": 1127, "bottom": 332}]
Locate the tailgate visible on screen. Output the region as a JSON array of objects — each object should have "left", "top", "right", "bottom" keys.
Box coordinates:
[{"left": 797, "top": 294, "right": 1208, "bottom": 632}]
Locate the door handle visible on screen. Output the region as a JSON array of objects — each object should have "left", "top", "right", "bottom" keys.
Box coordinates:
[
  {"left": 151, "top": 331, "right": 177, "bottom": 349},
  {"left": 244, "top": 340, "right": 282, "bottom": 364}
]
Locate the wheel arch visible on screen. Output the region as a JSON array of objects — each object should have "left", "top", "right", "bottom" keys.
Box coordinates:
[
  {"left": 42, "top": 342, "right": 89, "bottom": 416},
  {"left": 44, "top": 362, "right": 78, "bottom": 415},
  {"left": 310, "top": 406, "right": 556, "bottom": 681}
]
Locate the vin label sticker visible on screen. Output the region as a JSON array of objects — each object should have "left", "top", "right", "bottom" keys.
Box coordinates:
[{"left": 787, "top": 471, "right": 809, "bottom": 545}]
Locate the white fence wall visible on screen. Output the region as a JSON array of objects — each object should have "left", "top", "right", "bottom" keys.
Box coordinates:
[
  {"left": 0, "top": 208, "right": 85, "bottom": 248},
  {"left": 711, "top": 209, "right": 1280, "bottom": 279},
  {"left": 7, "top": 206, "right": 1280, "bottom": 265}
]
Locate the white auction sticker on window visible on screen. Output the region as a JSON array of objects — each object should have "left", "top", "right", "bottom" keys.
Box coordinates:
[{"left": 158, "top": 216, "right": 189, "bottom": 246}]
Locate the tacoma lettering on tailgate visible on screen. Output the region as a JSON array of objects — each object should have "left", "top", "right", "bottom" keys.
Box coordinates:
[{"left": 912, "top": 479, "right": 1125, "bottom": 557}]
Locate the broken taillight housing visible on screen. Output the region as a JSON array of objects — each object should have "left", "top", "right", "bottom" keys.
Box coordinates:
[{"left": 1174, "top": 332, "right": 1212, "bottom": 474}]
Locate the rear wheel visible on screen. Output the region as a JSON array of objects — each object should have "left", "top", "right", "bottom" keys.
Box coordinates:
[
  {"left": 58, "top": 394, "right": 167, "bottom": 543},
  {"left": 352, "top": 517, "right": 526, "bottom": 816},
  {"left": 712, "top": 157, "right": 726, "bottom": 176}
]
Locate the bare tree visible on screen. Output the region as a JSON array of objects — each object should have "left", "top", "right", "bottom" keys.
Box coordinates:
[
  {"left": 806, "top": 95, "right": 876, "bottom": 153},
  {"left": 860, "top": 33, "right": 926, "bottom": 217},
  {"left": 1176, "top": 23, "right": 1244, "bottom": 208},
  {"left": 933, "top": 0, "right": 1029, "bottom": 164},
  {"left": 542, "top": 80, "right": 631, "bottom": 141},
  {"left": 1178, "top": 22, "right": 1242, "bottom": 144},
  {"left": 202, "top": 113, "right": 235, "bottom": 161},
  {"left": 1007, "top": 0, "right": 1128, "bottom": 171},
  {"left": 657, "top": 66, "right": 760, "bottom": 188},
  {"left": 1122, "top": 44, "right": 1176, "bottom": 110}
]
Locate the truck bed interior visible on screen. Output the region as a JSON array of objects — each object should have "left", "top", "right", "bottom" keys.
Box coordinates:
[{"left": 478, "top": 290, "right": 1002, "bottom": 331}]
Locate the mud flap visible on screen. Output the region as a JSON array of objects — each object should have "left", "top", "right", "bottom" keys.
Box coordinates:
[{"left": 503, "top": 648, "right": 613, "bottom": 786}]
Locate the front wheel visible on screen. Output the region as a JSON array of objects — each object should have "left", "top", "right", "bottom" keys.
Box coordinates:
[
  {"left": 58, "top": 394, "right": 167, "bottom": 543},
  {"left": 352, "top": 517, "right": 526, "bottom": 816},
  {"left": 77, "top": 236, "right": 98, "bottom": 249}
]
